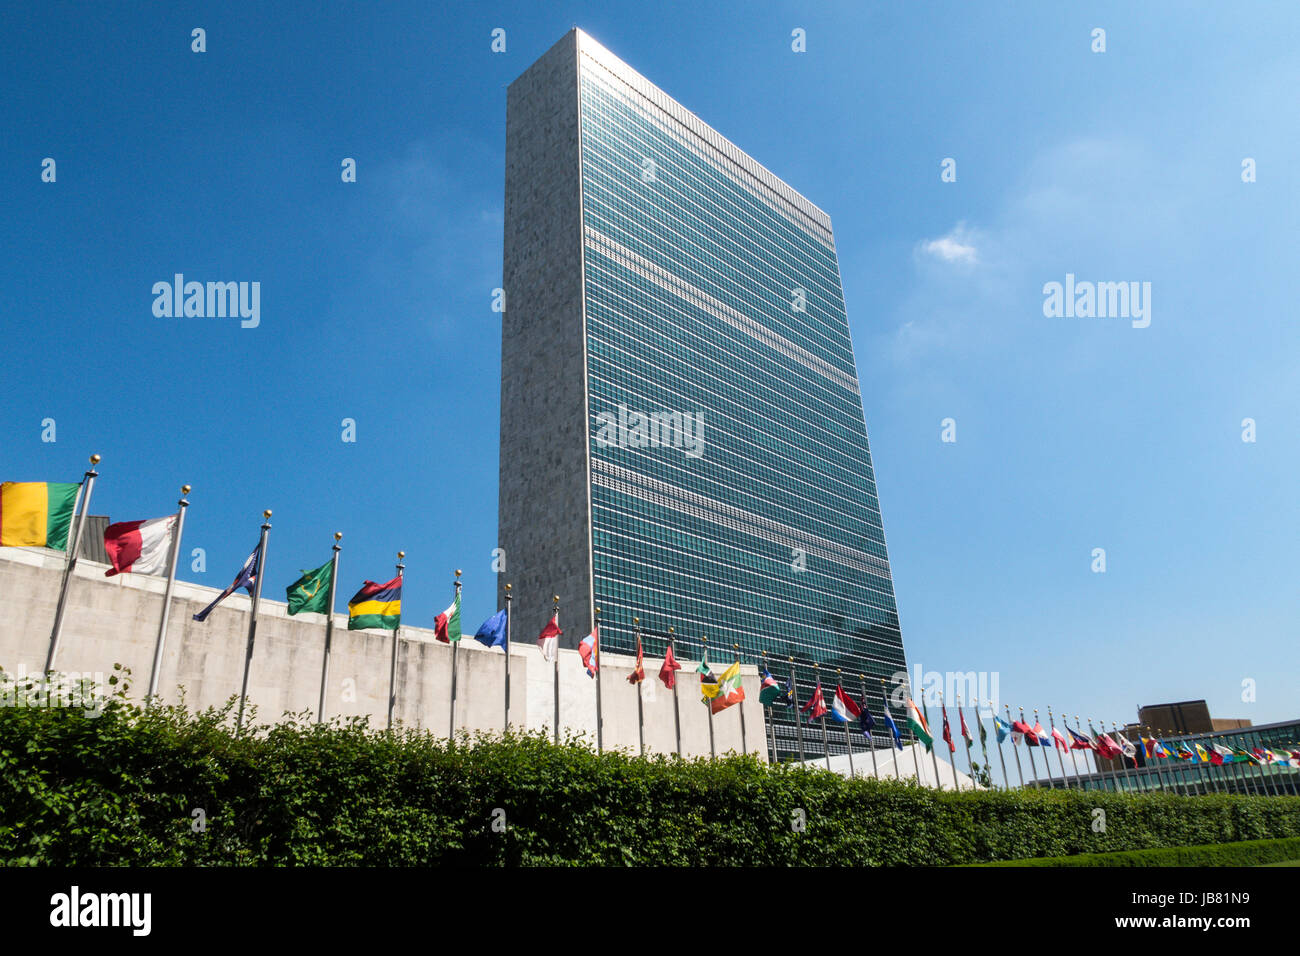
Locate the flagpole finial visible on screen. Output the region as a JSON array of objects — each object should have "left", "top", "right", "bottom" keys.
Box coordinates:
[
  {"left": 89, "top": 453, "right": 101, "bottom": 465},
  {"left": 334, "top": 532, "right": 342, "bottom": 541},
  {"left": 594, "top": 607, "right": 600, "bottom": 616},
  {"left": 397, "top": 550, "right": 405, "bottom": 559},
  {"left": 263, "top": 510, "right": 272, "bottom": 520},
  {"left": 505, "top": 582, "right": 512, "bottom": 591},
  {"left": 181, "top": 484, "right": 191, "bottom": 495},
  {"left": 668, "top": 626, "right": 674, "bottom": 634},
  {"left": 454, "top": 568, "right": 461, "bottom": 577},
  {"left": 633, "top": 617, "right": 639, "bottom": 625}
]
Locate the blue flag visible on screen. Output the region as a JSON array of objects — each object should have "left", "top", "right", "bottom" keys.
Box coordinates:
[
  {"left": 994, "top": 714, "right": 1011, "bottom": 744},
  {"left": 859, "top": 704, "right": 876, "bottom": 737},
  {"left": 193, "top": 543, "right": 260, "bottom": 622},
  {"left": 883, "top": 707, "right": 903, "bottom": 750},
  {"left": 474, "top": 608, "right": 508, "bottom": 649}
]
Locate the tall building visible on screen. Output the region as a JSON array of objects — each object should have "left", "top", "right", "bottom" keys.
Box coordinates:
[{"left": 500, "top": 29, "right": 908, "bottom": 756}]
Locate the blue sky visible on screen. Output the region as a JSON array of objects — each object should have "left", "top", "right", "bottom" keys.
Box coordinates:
[{"left": 3, "top": 2, "right": 1296, "bottom": 729}]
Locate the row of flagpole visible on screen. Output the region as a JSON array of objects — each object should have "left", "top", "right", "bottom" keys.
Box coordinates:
[{"left": 25, "top": 456, "right": 1300, "bottom": 789}]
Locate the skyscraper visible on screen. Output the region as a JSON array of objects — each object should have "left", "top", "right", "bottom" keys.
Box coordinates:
[{"left": 501, "top": 29, "right": 908, "bottom": 756}]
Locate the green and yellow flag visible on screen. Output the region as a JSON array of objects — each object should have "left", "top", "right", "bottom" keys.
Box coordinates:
[
  {"left": 286, "top": 558, "right": 334, "bottom": 616},
  {"left": 0, "top": 481, "right": 79, "bottom": 549}
]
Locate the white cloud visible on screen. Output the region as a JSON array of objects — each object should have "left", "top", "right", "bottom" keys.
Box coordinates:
[{"left": 920, "top": 224, "right": 979, "bottom": 265}]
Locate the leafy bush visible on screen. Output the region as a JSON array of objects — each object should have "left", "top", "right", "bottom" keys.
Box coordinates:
[
  {"left": 973, "top": 836, "right": 1300, "bottom": 867},
  {"left": 2, "top": 667, "right": 1299, "bottom": 866}
]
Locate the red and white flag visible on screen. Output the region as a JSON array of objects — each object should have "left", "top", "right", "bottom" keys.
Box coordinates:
[
  {"left": 537, "top": 615, "right": 561, "bottom": 662},
  {"left": 103, "top": 515, "right": 177, "bottom": 577}
]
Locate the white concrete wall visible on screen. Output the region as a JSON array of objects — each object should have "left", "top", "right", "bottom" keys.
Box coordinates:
[{"left": 0, "top": 549, "right": 764, "bottom": 759}]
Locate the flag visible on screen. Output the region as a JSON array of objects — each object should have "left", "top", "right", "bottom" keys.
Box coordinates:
[
  {"left": 193, "top": 543, "right": 260, "bottom": 622},
  {"left": 103, "top": 515, "right": 178, "bottom": 577},
  {"left": 977, "top": 712, "right": 988, "bottom": 748},
  {"left": 1117, "top": 733, "right": 1138, "bottom": 762},
  {"left": 941, "top": 704, "right": 955, "bottom": 753},
  {"left": 906, "top": 698, "right": 932, "bottom": 751},
  {"left": 537, "top": 615, "right": 560, "bottom": 661},
  {"left": 1051, "top": 726, "right": 1070, "bottom": 753},
  {"left": 347, "top": 575, "right": 402, "bottom": 630},
  {"left": 994, "top": 715, "right": 1012, "bottom": 744},
  {"left": 1095, "top": 734, "right": 1123, "bottom": 760},
  {"left": 1210, "top": 743, "right": 1233, "bottom": 765},
  {"left": 758, "top": 668, "right": 787, "bottom": 705},
  {"left": 960, "top": 708, "right": 974, "bottom": 746},
  {"left": 698, "top": 657, "right": 719, "bottom": 700},
  {"left": 0, "top": 481, "right": 79, "bottom": 549},
  {"left": 1032, "top": 721, "right": 1052, "bottom": 747},
  {"left": 628, "top": 632, "right": 645, "bottom": 684},
  {"left": 801, "top": 682, "right": 828, "bottom": 721},
  {"left": 658, "top": 643, "right": 681, "bottom": 688},
  {"left": 831, "top": 685, "right": 860, "bottom": 723},
  {"left": 474, "top": 608, "right": 508, "bottom": 649},
  {"left": 1195, "top": 742, "right": 1210, "bottom": 763},
  {"left": 859, "top": 698, "right": 876, "bottom": 738},
  {"left": 285, "top": 557, "right": 334, "bottom": 616},
  {"left": 435, "top": 591, "right": 461, "bottom": 643},
  {"left": 1067, "top": 726, "right": 1095, "bottom": 751},
  {"left": 710, "top": 662, "right": 745, "bottom": 714},
  {"left": 578, "top": 627, "right": 599, "bottom": 677},
  {"left": 883, "top": 706, "right": 903, "bottom": 750},
  {"left": 1011, "top": 719, "right": 1032, "bottom": 746}
]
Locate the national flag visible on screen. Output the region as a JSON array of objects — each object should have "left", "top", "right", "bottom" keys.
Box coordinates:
[
  {"left": 1210, "top": 744, "right": 1233, "bottom": 765},
  {"left": 347, "top": 575, "right": 402, "bottom": 630},
  {"left": 0, "top": 481, "right": 79, "bottom": 549},
  {"left": 1051, "top": 726, "right": 1070, "bottom": 753},
  {"left": 698, "top": 657, "right": 719, "bottom": 700},
  {"left": 859, "top": 698, "right": 876, "bottom": 738},
  {"left": 1175, "top": 742, "right": 1196, "bottom": 761},
  {"left": 831, "top": 685, "right": 860, "bottom": 723},
  {"left": 1234, "top": 747, "right": 1259, "bottom": 764},
  {"left": 960, "top": 708, "right": 974, "bottom": 746},
  {"left": 628, "top": 632, "right": 645, "bottom": 684},
  {"left": 906, "top": 698, "right": 932, "bottom": 751},
  {"left": 801, "top": 682, "right": 828, "bottom": 721},
  {"left": 435, "top": 591, "right": 461, "bottom": 643},
  {"left": 1195, "top": 742, "right": 1210, "bottom": 763},
  {"left": 941, "top": 704, "right": 955, "bottom": 753},
  {"left": 1031, "top": 721, "right": 1052, "bottom": 748},
  {"left": 103, "top": 515, "right": 178, "bottom": 577},
  {"left": 537, "top": 615, "right": 560, "bottom": 661},
  {"left": 758, "top": 668, "right": 787, "bottom": 705},
  {"left": 883, "top": 706, "right": 904, "bottom": 750},
  {"left": 1095, "top": 734, "right": 1123, "bottom": 760},
  {"left": 977, "top": 712, "right": 988, "bottom": 748},
  {"left": 1067, "top": 725, "right": 1095, "bottom": 751},
  {"left": 474, "top": 608, "right": 508, "bottom": 649},
  {"left": 578, "top": 627, "right": 599, "bottom": 678},
  {"left": 658, "top": 643, "right": 682, "bottom": 688},
  {"left": 710, "top": 662, "right": 745, "bottom": 714},
  {"left": 285, "top": 557, "right": 334, "bottom": 616},
  {"left": 1117, "top": 733, "right": 1138, "bottom": 763},
  {"left": 193, "top": 543, "right": 260, "bottom": 622},
  {"left": 994, "top": 715, "right": 1012, "bottom": 744},
  {"left": 1011, "top": 719, "right": 1032, "bottom": 746}
]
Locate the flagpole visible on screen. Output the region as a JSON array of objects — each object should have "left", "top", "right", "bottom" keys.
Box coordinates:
[
  {"left": 924, "top": 695, "right": 940, "bottom": 786},
  {"left": 504, "top": 583, "right": 512, "bottom": 735},
  {"left": 1155, "top": 728, "right": 1186, "bottom": 794},
  {"left": 552, "top": 594, "right": 560, "bottom": 744},
  {"left": 1046, "top": 706, "right": 1069, "bottom": 788},
  {"left": 670, "top": 628, "right": 682, "bottom": 757},
  {"left": 147, "top": 484, "right": 190, "bottom": 701},
  {"left": 45, "top": 453, "right": 101, "bottom": 674},
  {"left": 703, "top": 635, "right": 716, "bottom": 759},
  {"left": 1112, "top": 721, "right": 1140, "bottom": 793},
  {"left": 593, "top": 607, "right": 603, "bottom": 753},
  {"left": 1034, "top": 709, "right": 1058, "bottom": 790},
  {"left": 860, "top": 675, "right": 879, "bottom": 780},
  {"left": 447, "top": 569, "right": 461, "bottom": 738},
  {"left": 1089, "top": 718, "right": 1120, "bottom": 793},
  {"left": 1079, "top": 714, "right": 1101, "bottom": 790},
  {"left": 385, "top": 550, "right": 404, "bottom": 731},
  {"left": 989, "top": 702, "right": 1009, "bottom": 789},
  {"left": 236, "top": 510, "right": 272, "bottom": 734},
  {"left": 792, "top": 660, "right": 806, "bottom": 764},
  {"left": 1199, "top": 734, "right": 1222, "bottom": 794},
  {"left": 1057, "top": 708, "right": 1081, "bottom": 786},
  {"left": 1005, "top": 706, "right": 1025, "bottom": 788},
  {"left": 634, "top": 618, "right": 645, "bottom": 758},
  {"left": 939, "top": 691, "right": 958, "bottom": 791},
  {"left": 1018, "top": 708, "right": 1042, "bottom": 788},
  {"left": 814, "top": 663, "right": 830, "bottom": 771},
  {"left": 837, "top": 669, "right": 854, "bottom": 777},
  {"left": 317, "top": 532, "right": 342, "bottom": 724},
  {"left": 735, "top": 644, "right": 748, "bottom": 757},
  {"left": 763, "top": 654, "right": 777, "bottom": 762},
  {"left": 958, "top": 694, "right": 975, "bottom": 790},
  {"left": 906, "top": 680, "right": 924, "bottom": 785},
  {"left": 882, "top": 679, "right": 902, "bottom": 781}
]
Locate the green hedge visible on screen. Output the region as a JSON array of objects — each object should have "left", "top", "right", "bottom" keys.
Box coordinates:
[
  {"left": 3, "top": 669, "right": 1299, "bottom": 866},
  {"left": 974, "top": 836, "right": 1300, "bottom": 867}
]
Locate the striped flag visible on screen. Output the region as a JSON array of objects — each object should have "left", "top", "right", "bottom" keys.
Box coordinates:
[
  {"left": 830, "top": 685, "right": 860, "bottom": 723},
  {"left": 193, "top": 544, "right": 260, "bottom": 622},
  {"left": 906, "top": 698, "right": 933, "bottom": 751},
  {"left": 537, "top": 615, "right": 560, "bottom": 661},
  {"left": 103, "top": 515, "right": 178, "bottom": 577},
  {"left": 578, "top": 627, "right": 599, "bottom": 677},
  {"left": 435, "top": 591, "right": 461, "bottom": 643},
  {"left": 0, "top": 481, "right": 79, "bottom": 549},
  {"left": 709, "top": 662, "right": 744, "bottom": 714},
  {"left": 347, "top": 576, "right": 402, "bottom": 630}
]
